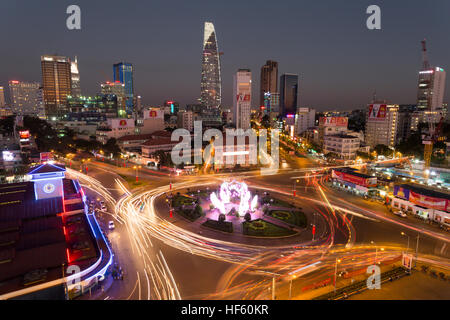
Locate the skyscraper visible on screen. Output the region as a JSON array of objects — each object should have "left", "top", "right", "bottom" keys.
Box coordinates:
[
  {"left": 113, "top": 62, "right": 134, "bottom": 115},
  {"left": 41, "top": 55, "right": 72, "bottom": 119},
  {"left": 200, "top": 22, "right": 221, "bottom": 110},
  {"left": 417, "top": 67, "right": 446, "bottom": 111},
  {"left": 233, "top": 69, "right": 252, "bottom": 130},
  {"left": 0, "top": 86, "right": 5, "bottom": 106},
  {"left": 280, "top": 73, "right": 298, "bottom": 117},
  {"left": 8, "top": 80, "right": 41, "bottom": 116},
  {"left": 100, "top": 81, "right": 126, "bottom": 117},
  {"left": 260, "top": 60, "right": 278, "bottom": 106},
  {"left": 71, "top": 56, "right": 81, "bottom": 97}
]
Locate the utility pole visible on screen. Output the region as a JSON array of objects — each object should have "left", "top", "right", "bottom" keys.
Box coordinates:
[
  {"left": 415, "top": 233, "right": 420, "bottom": 268},
  {"left": 334, "top": 258, "right": 341, "bottom": 294}
]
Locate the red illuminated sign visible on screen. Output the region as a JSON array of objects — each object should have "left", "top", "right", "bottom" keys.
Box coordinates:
[
  {"left": 332, "top": 170, "right": 377, "bottom": 187},
  {"left": 368, "top": 104, "right": 387, "bottom": 121},
  {"left": 119, "top": 120, "right": 127, "bottom": 126},
  {"left": 319, "top": 117, "right": 348, "bottom": 127},
  {"left": 409, "top": 191, "right": 449, "bottom": 212},
  {"left": 19, "top": 130, "right": 30, "bottom": 140}
]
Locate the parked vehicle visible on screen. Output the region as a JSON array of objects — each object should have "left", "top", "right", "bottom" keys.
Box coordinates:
[
  {"left": 393, "top": 210, "right": 407, "bottom": 218},
  {"left": 108, "top": 221, "right": 115, "bottom": 230}
]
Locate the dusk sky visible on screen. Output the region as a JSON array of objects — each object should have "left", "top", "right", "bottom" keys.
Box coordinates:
[{"left": 1, "top": 0, "right": 449, "bottom": 111}]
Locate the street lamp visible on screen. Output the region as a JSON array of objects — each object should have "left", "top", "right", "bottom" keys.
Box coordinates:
[
  {"left": 334, "top": 258, "right": 341, "bottom": 294},
  {"left": 401, "top": 232, "right": 410, "bottom": 252},
  {"left": 133, "top": 165, "right": 141, "bottom": 182}
]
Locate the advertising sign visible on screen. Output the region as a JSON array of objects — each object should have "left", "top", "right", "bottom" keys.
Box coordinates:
[
  {"left": 319, "top": 117, "right": 348, "bottom": 127},
  {"left": 2, "top": 151, "right": 15, "bottom": 162},
  {"left": 144, "top": 109, "right": 163, "bottom": 120},
  {"left": 19, "top": 130, "right": 30, "bottom": 141},
  {"left": 332, "top": 169, "right": 377, "bottom": 187},
  {"left": 394, "top": 186, "right": 410, "bottom": 200},
  {"left": 402, "top": 253, "right": 413, "bottom": 270},
  {"left": 368, "top": 104, "right": 387, "bottom": 121},
  {"left": 409, "top": 191, "right": 449, "bottom": 212},
  {"left": 40, "top": 152, "right": 53, "bottom": 163},
  {"left": 236, "top": 94, "right": 251, "bottom": 102}
]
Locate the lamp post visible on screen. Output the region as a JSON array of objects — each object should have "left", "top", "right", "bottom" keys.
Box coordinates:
[
  {"left": 415, "top": 233, "right": 420, "bottom": 268},
  {"left": 133, "top": 165, "right": 141, "bottom": 182},
  {"left": 401, "top": 232, "right": 410, "bottom": 252},
  {"left": 371, "top": 241, "right": 378, "bottom": 264},
  {"left": 334, "top": 258, "right": 341, "bottom": 294}
]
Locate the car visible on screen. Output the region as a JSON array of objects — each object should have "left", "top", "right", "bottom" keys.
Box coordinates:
[
  {"left": 108, "top": 221, "right": 115, "bottom": 230},
  {"left": 393, "top": 210, "right": 407, "bottom": 218}
]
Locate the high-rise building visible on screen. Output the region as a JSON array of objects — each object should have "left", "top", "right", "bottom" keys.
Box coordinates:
[
  {"left": 295, "top": 107, "right": 315, "bottom": 136},
  {"left": 200, "top": 22, "right": 221, "bottom": 110},
  {"left": 0, "top": 86, "right": 5, "bottom": 106},
  {"left": 233, "top": 69, "right": 252, "bottom": 130},
  {"left": 260, "top": 60, "right": 278, "bottom": 106},
  {"left": 417, "top": 67, "right": 446, "bottom": 111},
  {"left": 113, "top": 62, "right": 134, "bottom": 115},
  {"left": 177, "top": 110, "right": 194, "bottom": 132},
  {"left": 280, "top": 74, "right": 298, "bottom": 117},
  {"left": 364, "top": 104, "right": 399, "bottom": 148},
  {"left": 8, "top": 80, "right": 41, "bottom": 116},
  {"left": 164, "top": 100, "right": 180, "bottom": 115},
  {"left": 263, "top": 92, "right": 280, "bottom": 114},
  {"left": 101, "top": 81, "right": 126, "bottom": 117},
  {"left": 41, "top": 55, "right": 72, "bottom": 119},
  {"left": 70, "top": 56, "right": 81, "bottom": 97}
]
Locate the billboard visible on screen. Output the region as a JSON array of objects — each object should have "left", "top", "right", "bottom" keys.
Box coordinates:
[
  {"left": 19, "top": 130, "right": 30, "bottom": 141},
  {"left": 332, "top": 169, "right": 377, "bottom": 187},
  {"left": 144, "top": 109, "right": 163, "bottom": 120},
  {"left": 368, "top": 104, "right": 387, "bottom": 121},
  {"left": 402, "top": 254, "right": 413, "bottom": 270},
  {"left": 110, "top": 118, "right": 134, "bottom": 128},
  {"left": 40, "top": 152, "right": 53, "bottom": 163},
  {"left": 394, "top": 186, "right": 410, "bottom": 200},
  {"left": 409, "top": 191, "right": 449, "bottom": 212},
  {"left": 319, "top": 117, "right": 348, "bottom": 127},
  {"left": 236, "top": 94, "right": 251, "bottom": 102}
]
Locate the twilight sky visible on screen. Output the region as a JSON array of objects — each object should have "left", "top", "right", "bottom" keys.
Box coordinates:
[{"left": 1, "top": 0, "right": 449, "bottom": 111}]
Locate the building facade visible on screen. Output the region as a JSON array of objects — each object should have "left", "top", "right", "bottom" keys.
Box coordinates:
[
  {"left": 295, "top": 107, "right": 315, "bottom": 135},
  {"left": 70, "top": 56, "right": 81, "bottom": 98},
  {"left": 200, "top": 22, "right": 221, "bottom": 110},
  {"left": 8, "top": 81, "right": 41, "bottom": 116},
  {"left": 177, "top": 110, "right": 194, "bottom": 132},
  {"left": 41, "top": 55, "right": 72, "bottom": 119},
  {"left": 364, "top": 104, "right": 399, "bottom": 148},
  {"left": 323, "top": 134, "right": 360, "bottom": 159},
  {"left": 260, "top": 60, "right": 278, "bottom": 107},
  {"left": 417, "top": 67, "right": 446, "bottom": 111},
  {"left": 233, "top": 69, "right": 252, "bottom": 130},
  {"left": 0, "top": 86, "right": 5, "bottom": 107},
  {"left": 113, "top": 62, "right": 134, "bottom": 115},
  {"left": 318, "top": 116, "right": 348, "bottom": 146},
  {"left": 100, "top": 81, "right": 126, "bottom": 117},
  {"left": 280, "top": 74, "right": 298, "bottom": 117}
]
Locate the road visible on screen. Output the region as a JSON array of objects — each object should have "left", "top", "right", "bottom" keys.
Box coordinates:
[{"left": 65, "top": 154, "right": 450, "bottom": 300}]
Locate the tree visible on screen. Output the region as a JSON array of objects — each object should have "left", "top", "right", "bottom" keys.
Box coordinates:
[
  {"left": 218, "top": 213, "right": 226, "bottom": 223},
  {"left": 194, "top": 204, "right": 203, "bottom": 216},
  {"left": 373, "top": 144, "right": 393, "bottom": 157},
  {"left": 261, "top": 115, "right": 271, "bottom": 129},
  {"left": 104, "top": 138, "right": 121, "bottom": 157},
  {"left": 244, "top": 212, "right": 251, "bottom": 222}
]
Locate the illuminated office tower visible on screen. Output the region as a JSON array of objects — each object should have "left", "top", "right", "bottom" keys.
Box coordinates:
[
  {"left": 233, "top": 69, "right": 252, "bottom": 130},
  {"left": 200, "top": 22, "right": 221, "bottom": 109},
  {"left": 70, "top": 56, "right": 81, "bottom": 97},
  {"left": 260, "top": 60, "right": 278, "bottom": 106},
  {"left": 41, "top": 55, "right": 72, "bottom": 119},
  {"left": 101, "top": 81, "right": 127, "bottom": 117},
  {"left": 113, "top": 62, "right": 134, "bottom": 115},
  {"left": 0, "top": 86, "right": 5, "bottom": 106},
  {"left": 8, "top": 80, "right": 41, "bottom": 115},
  {"left": 280, "top": 73, "right": 298, "bottom": 117}
]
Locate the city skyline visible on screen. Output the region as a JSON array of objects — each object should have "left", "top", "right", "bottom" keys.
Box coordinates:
[{"left": 1, "top": 0, "right": 449, "bottom": 111}]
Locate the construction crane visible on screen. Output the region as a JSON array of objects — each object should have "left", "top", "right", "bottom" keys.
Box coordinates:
[{"left": 421, "top": 39, "right": 430, "bottom": 70}]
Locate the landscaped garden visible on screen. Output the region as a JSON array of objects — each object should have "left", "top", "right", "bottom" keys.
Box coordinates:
[
  {"left": 202, "top": 218, "right": 233, "bottom": 233},
  {"left": 267, "top": 210, "right": 307, "bottom": 228},
  {"left": 242, "top": 219, "right": 296, "bottom": 237}
]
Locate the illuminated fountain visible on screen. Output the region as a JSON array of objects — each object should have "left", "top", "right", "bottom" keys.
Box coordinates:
[{"left": 210, "top": 181, "right": 258, "bottom": 217}]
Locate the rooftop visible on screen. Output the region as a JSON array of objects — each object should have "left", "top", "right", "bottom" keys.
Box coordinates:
[{"left": 397, "top": 184, "right": 450, "bottom": 200}]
